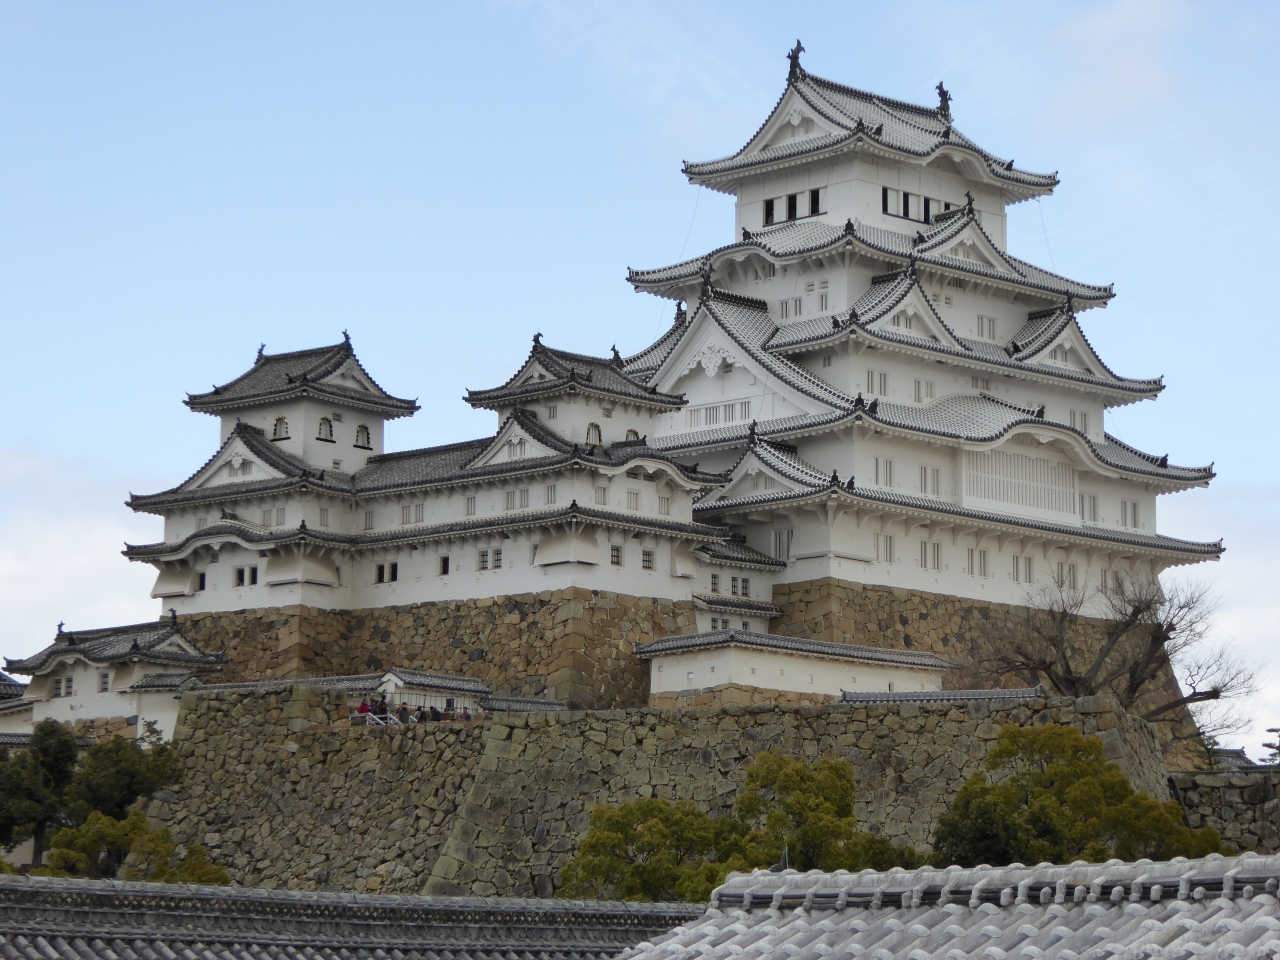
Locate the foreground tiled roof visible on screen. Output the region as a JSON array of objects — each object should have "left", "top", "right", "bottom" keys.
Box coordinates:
[
  {"left": 186, "top": 669, "right": 492, "bottom": 697},
  {"left": 0, "top": 672, "right": 26, "bottom": 699},
  {"left": 481, "top": 695, "right": 569, "bottom": 713},
  {"left": 5, "top": 621, "right": 222, "bottom": 675},
  {"left": 842, "top": 685, "right": 1045, "bottom": 704},
  {"left": 0, "top": 875, "right": 700, "bottom": 960},
  {"left": 694, "top": 538, "right": 789, "bottom": 570},
  {"left": 683, "top": 69, "right": 1057, "bottom": 194},
  {"left": 636, "top": 630, "right": 954, "bottom": 670},
  {"left": 624, "top": 854, "right": 1280, "bottom": 960},
  {"left": 691, "top": 593, "right": 785, "bottom": 619},
  {"left": 0, "top": 732, "right": 93, "bottom": 749},
  {"left": 185, "top": 337, "right": 418, "bottom": 418}
]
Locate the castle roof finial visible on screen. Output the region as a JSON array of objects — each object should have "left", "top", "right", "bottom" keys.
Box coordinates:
[
  {"left": 787, "top": 40, "right": 805, "bottom": 82},
  {"left": 256, "top": 343, "right": 266, "bottom": 360},
  {"left": 611, "top": 344, "right": 622, "bottom": 365},
  {"left": 936, "top": 81, "right": 953, "bottom": 120},
  {"left": 57, "top": 621, "right": 64, "bottom": 634},
  {"left": 169, "top": 608, "right": 177, "bottom": 626},
  {"left": 964, "top": 190, "right": 975, "bottom": 215},
  {"left": 533, "top": 332, "right": 543, "bottom": 346},
  {"left": 342, "top": 329, "right": 351, "bottom": 345}
]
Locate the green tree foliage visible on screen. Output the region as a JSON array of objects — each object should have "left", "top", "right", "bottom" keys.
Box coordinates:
[
  {"left": 0, "top": 722, "right": 182, "bottom": 867},
  {"left": 931, "top": 724, "right": 1229, "bottom": 867},
  {"left": 36, "top": 809, "right": 228, "bottom": 884},
  {"left": 558, "top": 752, "right": 920, "bottom": 902}
]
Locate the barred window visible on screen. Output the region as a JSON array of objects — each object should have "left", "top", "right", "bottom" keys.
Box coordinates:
[{"left": 641, "top": 550, "right": 655, "bottom": 570}]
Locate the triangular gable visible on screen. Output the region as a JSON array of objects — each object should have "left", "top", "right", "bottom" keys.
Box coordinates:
[
  {"left": 465, "top": 413, "right": 567, "bottom": 469},
  {"left": 1019, "top": 318, "right": 1117, "bottom": 381},
  {"left": 649, "top": 298, "right": 846, "bottom": 417},
  {"left": 925, "top": 219, "right": 1018, "bottom": 275},
  {"left": 701, "top": 443, "right": 825, "bottom": 507},
  {"left": 318, "top": 356, "right": 379, "bottom": 395},
  {"left": 864, "top": 282, "right": 965, "bottom": 349},
  {"left": 754, "top": 86, "right": 846, "bottom": 153},
  {"left": 188, "top": 431, "right": 291, "bottom": 491}
]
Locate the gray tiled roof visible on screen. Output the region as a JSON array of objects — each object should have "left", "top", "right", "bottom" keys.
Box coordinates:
[
  {"left": 696, "top": 472, "right": 1224, "bottom": 559},
  {"left": 0, "top": 732, "right": 93, "bottom": 749},
  {"left": 691, "top": 593, "right": 784, "bottom": 618},
  {"left": 684, "top": 70, "right": 1057, "bottom": 192},
  {"left": 468, "top": 337, "right": 685, "bottom": 409},
  {"left": 624, "top": 854, "right": 1280, "bottom": 960},
  {"left": 624, "top": 308, "right": 690, "bottom": 377},
  {"left": 0, "top": 673, "right": 26, "bottom": 699},
  {"left": 125, "top": 504, "right": 729, "bottom": 563},
  {"left": 0, "top": 875, "right": 700, "bottom": 960},
  {"left": 628, "top": 214, "right": 1110, "bottom": 305},
  {"left": 694, "top": 538, "right": 789, "bottom": 570},
  {"left": 185, "top": 670, "right": 491, "bottom": 697},
  {"left": 129, "top": 672, "right": 203, "bottom": 691},
  {"left": 636, "top": 630, "right": 954, "bottom": 669},
  {"left": 842, "top": 685, "right": 1045, "bottom": 703},
  {"left": 131, "top": 410, "right": 725, "bottom": 513},
  {"left": 480, "top": 695, "right": 568, "bottom": 713},
  {"left": 5, "top": 621, "right": 222, "bottom": 675},
  {"left": 185, "top": 338, "right": 418, "bottom": 417}
]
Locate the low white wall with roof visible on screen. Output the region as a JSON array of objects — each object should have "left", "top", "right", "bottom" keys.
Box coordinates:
[{"left": 649, "top": 644, "right": 944, "bottom": 699}]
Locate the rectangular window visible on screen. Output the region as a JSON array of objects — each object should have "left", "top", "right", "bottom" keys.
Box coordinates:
[
  {"left": 492, "top": 549, "right": 502, "bottom": 569},
  {"left": 866, "top": 370, "right": 888, "bottom": 394},
  {"left": 874, "top": 534, "right": 895, "bottom": 564},
  {"left": 530, "top": 542, "right": 539, "bottom": 564},
  {"left": 822, "top": 354, "right": 832, "bottom": 368},
  {"left": 466, "top": 497, "right": 477, "bottom": 516},
  {"left": 710, "top": 573, "right": 719, "bottom": 593},
  {"left": 439, "top": 555, "right": 450, "bottom": 575},
  {"left": 276, "top": 507, "right": 286, "bottom": 526},
  {"left": 520, "top": 488, "right": 529, "bottom": 508},
  {"left": 971, "top": 376, "right": 991, "bottom": 391},
  {"left": 262, "top": 509, "right": 273, "bottom": 527},
  {"left": 319, "top": 507, "right": 329, "bottom": 527},
  {"left": 250, "top": 566, "right": 257, "bottom": 585},
  {"left": 786, "top": 193, "right": 798, "bottom": 220},
  {"left": 546, "top": 484, "right": 557, "bottom": 505},
  {"left": 977, "top": 316, "right": 997, "bottom": 340},
  {"left": 53, "top": 679, "right": 62, "bottom": 697},
  {"left": 763, "top": 198, "right": 775, "bottom": 225},
  {"left": 1025, "top": 555, "right": 1033, "bottom": 583},
  {"left": 731, "top": 576, "right": 740, "bottom": 596},
  {"left": 505, "top": 491, "right": 517, "bottom": 511},
  {"left": 658, "top": 496, "right": 671, "bottom": 516},
  {"left": 1080, "top": 494, "right": 1098, "bottom": 522},
  {"left": 627, "top": 491, "right": 640, "bottom": 511},
  {"left": 641, "top": 550, "right": 655, "bottom": 570},
  {"left": 197, "top": 572, "right": 206, "bottom": 591},
  {"left": 809, "top": 188, "right": 821, "bottom": 216},
  {"left": 479, "top": 550, "right": 489, "bottom": 571},
  {"left": 389, "top": 562, "right": 399, "bottom": 582},
  {"left": 548, "top": 404, "right": 558, "bottom": 420},
  {"left": 235, "top": 567, "right": 246, "bottom": 587},
  {"left": 1100, "top": 568, "right": 1109, "bottom": 595},
  {"left": 402, "top": 505, "right": 412, "bottom": 525},
  {"left": 595, "top": 486, "right": 608, "bottom": 506},
  {"left": 921, "top": 540, "right": 929, "bottom": 568},
  {"left": 611, "top": 544, "right": 623, "bottom": 566},
  {"left": 99, "top": 672, "right": 110, "bottom": 693},
  {"left": 602, "top": 407, "right": 612, "bottom": 419},
  {"left": 1012, "top": 555, "right": 1021, "bottom": 583},
  {"left": 773, "top": 530, "right": 793, "bottom": 561},
  {"left": 1070, "top": 410, "right": 1089, "bottom": 433},
  {"left": 932, "top": 542, "right": 941, "bottom": 570},
  {"left": 913, "top": 380, "right": 934, "bottom": 403},
  {"left": 415, "top": 503, "right": 424, "bottom": 523},
  {"left": 196, "top": 517, "right": 207, "bottom": 530},
  {"left": 875, "top": 458, "right": 893, "bottom": 487},
  {"left": 376, "top": 564, "right": 385, "bottom": 583},
  {"left": 741, "top": 577, "right": 750, "bottom": 596},
  {"left": 1121, "top": 500, "right": 1139, "bottom": 528},
  {"left": 363, "top": 510, "right": 374, "bottom": 530}
]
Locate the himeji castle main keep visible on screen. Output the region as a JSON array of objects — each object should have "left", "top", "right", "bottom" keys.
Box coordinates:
[{"left": 9, "top": 48, "right": 1222, "bottom": 717}]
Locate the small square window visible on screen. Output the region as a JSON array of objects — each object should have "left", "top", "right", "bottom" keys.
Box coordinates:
[
  {"left": 276, "top": 507, "right": 286, "bottom": 526},
  {"left": 439, "top": 556, "right": 450, "bottom": 575},
  {"left": 519, "top": 489, "right": 529, "bottom": 508},
  {"left": 610, "top": 544, "right": 622, "bottom": 566},
  {"left": 595, "top": 486, "right": 608, "bottom": 506},
  {"left": 627, "top": 491, "right": 640, "bottom": 511},
  {"left": 493, "top": 549, "right": 502, "bottom": 569},
  {"left": 658, "top": 496, "right": 670, "bottom": 516},
  {"left": 479, "top": 550, "right": 489, "bottom": 571},
  {"left": 99, "top": 672, "right": 110, "bottom": 693},
  {"left": 401, "top": 505, "right": 412, "bottom": 525},
  {"left": 641, "top": 550, "right": 654, "bottom": 570},
  {"left": 742, "top": 621, "right": 750, "bottom": 630},
  {"left": 547, "top": 404, "right": 558, "bottom": 420}
]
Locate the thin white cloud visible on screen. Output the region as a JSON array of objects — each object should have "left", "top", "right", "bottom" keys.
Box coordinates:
[
  {"left": 0, "top": 452, "right": 160, "bottom": 671},
  {"left": 1052, "top": 0, "right": 1191, "bottom": 122}
]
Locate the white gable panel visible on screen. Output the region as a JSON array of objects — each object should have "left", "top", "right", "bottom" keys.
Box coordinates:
[{"left": 191, "top": 439, "right": 287, "bottom": 490}]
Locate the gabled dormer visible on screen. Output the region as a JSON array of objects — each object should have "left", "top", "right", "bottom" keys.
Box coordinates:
[{"left": 185, "top": 335, "right": 418, "bottom": 471}]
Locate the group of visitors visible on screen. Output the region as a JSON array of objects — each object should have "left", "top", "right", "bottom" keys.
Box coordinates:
[{"left": 355, "top": 696, "right": 478, "bottom": 724}]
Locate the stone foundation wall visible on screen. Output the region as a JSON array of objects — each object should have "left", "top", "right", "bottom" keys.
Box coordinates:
[
  {"left": 152, "top": 686, "right": 1167, "bottom": 897},
  {"left": 771, "top": 577, "right": 1202, "bottom": 769},
  {"left": 71, "top": 716, "right": 138, "bottom": 741},
  {"left": 1169, "top": 769, "right": 1280, "bottom": 854},
  {"left": 649, "top": 683, "right": 837, "bottom": 709},
  {"left": 178, "top": 588, "right": 697, "bottom": 708}
]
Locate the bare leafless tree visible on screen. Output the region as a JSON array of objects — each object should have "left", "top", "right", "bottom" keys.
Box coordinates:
[{"left": 963, "top": 575, "right": 1256, "bottom": 747}]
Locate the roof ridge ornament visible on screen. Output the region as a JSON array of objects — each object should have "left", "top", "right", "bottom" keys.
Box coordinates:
[
  {"left": 256, "top": 343, "right": 266, "bottom": 362},
  {"left": 169, "top": 608, "right": 178, "bottom": 627},
  {"left": 936, "top": 81, "right": 953, "bottom": 120},
  {"left": 786, "top": 40, "right": 805, "bottom": 82},
  {"left": 342, "top": 329, "right": 351, "bottom": 345},
  {"left": 742, "top": 227, "right": 752, "bottom": 242},
  {"left": 57, "top": 621, "right": 64, "bottom": 634},
  {"left": 610, "top": 345, "right": 622, "bottom": 365},
  {"left": 965, "top": 191, "right": 975, "bottom": 215}
]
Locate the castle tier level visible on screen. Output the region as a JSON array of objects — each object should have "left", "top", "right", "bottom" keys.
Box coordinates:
[{"left": 123, "top": 53, "right": 1220, "bottom": 706}]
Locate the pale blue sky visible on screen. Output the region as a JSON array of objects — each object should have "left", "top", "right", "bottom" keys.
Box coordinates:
[{"left": 2, "top": 0, "right": 1276, "bottom": 753}]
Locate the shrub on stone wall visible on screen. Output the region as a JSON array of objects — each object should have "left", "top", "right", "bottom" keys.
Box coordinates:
[{"left": 931, "top": 724, "right": 1228, "bottom": 867}]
